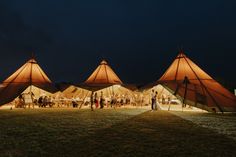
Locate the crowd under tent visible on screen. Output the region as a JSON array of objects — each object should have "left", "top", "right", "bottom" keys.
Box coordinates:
[
  {"left": 0, "top": 57, "right": 58, "bottom": 108},
  {"left": 71, "top": 60, "right": 139, "bottom": 107},
  {"left": 143, "top": 51, "right": 236, "bottom": 112}
]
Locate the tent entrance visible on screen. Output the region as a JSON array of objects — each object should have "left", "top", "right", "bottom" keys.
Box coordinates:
[
  {"left": 143, "top": 84, "right": 204, "bottom": 112},
  {"left": 1, "top": 85, "right": 53, "bottom": 109}
]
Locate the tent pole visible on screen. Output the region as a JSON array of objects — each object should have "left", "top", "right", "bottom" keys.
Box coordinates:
[
  {"left": 182, "top": 76, "right": 190, "bottom": 112},
  {"left": 173, "top": 83, "right": 180, "bottom": 111},
  {"left": 183, "top": 57, "right": 224, "bottom": 113},
  {"left": 156, "top": 86, "right": 167, "bottom": 110},
  {"left": 30, "top": 85, "right": 34, "bottom": 109},
  {"left": 108, "top": 87, "right": 112, "bottom": 108},
  {"left": 159, "top": 86, "right": 165, "bottom": 108},
  {"left": 29, "top": 60, "right": 33, "bottom": 109},
  {"left": 141, "top": 93, "right": 143, "bottom": 108},
  {"left": 79, "top": 90, "right": 91, "bottom": 109}
]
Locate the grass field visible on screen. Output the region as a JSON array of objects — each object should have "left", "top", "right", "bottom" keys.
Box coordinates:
[
  {"left": 0, "top": 108, "right": 236, "bottom": 157},
  {"left": 171, "top": 111, "right": 236, "bottom": 141}
]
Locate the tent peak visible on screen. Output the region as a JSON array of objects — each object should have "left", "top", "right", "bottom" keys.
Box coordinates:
[
  {"left": 28, "top": 58, "right": 37, "bottom": 64},
  {"left": 27, "top": 52, "right": 37, "bottom": 63},
  {"left": 100, "top": 60, "right": 108, "bottom": 65},
  {"left": 177, "top": 51, "right": 186, "bottom": 58},
  {"left": 85, "top": 59, "right": 123, "bottom": 85}
]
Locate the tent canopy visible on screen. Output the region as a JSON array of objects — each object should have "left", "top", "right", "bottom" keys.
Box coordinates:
[
  {"left": 156, "top": 51, "right": 236, "bottom": 112},
  {"left": 85, "top": 60, "right": 122, "bottom": 84},
  {"left": 74, "top": 60, "right": 138, "bottom": 104},
  {"left": 0, "top": 58, "right": 57, "bottom": 106},
  {"left": 81, "top": 60, "right": 123, "bottom": 91},
  {"left": 62, "top": 85, "right": 90, "bottom": 99}
]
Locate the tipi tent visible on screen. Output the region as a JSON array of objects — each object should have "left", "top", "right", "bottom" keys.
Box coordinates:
[
  {"left": 0, "top": 57, "right": 57, "bottom": 106},
  {"left": 82, "top": 60, "right": 123, "bottom": 90},
  {"left": 154, "top": 51, "right": 236, "bottom": 112},
  {"left": 75, "top": 60, "right": 138, "bottom": 106}
]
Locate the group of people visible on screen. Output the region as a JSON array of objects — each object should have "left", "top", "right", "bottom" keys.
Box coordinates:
[
  {"left": 38, "top": 96, "right": 54, "bottom": 107},
  {"left": 16, "top": 91, "right": 124, "bottom": 109},
  {"left": 151, "top": 90, "right": 161, "bottom": 111},
  {"left": 90, "top": 91, "right": 105, "bottom": 111},
  {"left": 15, "top": 93, "right": 55, "bottom": 108},
  {"left": 16, "top": 92, "right": 36, "bottom": 108},
  {"left": 14, "top": 89, "right": 168, "bottom": 111},
  {"left": 161, "top": 95, "right": 171, "bottom": 104},
  {"left": 89, "top": 91, "right": 131, "bottom": 111}
]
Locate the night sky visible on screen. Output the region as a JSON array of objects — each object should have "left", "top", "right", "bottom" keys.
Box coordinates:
[{"left": 0, "top": 0, "right": 236, "bottom": 89}]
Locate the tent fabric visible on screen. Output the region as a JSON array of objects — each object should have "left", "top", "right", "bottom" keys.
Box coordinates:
[
  {"left": 80, "top": 60, "right": 123, "bottom": 91},
  {"left": 78, "top": 83, "right": 138, "bottom": 93},
  {"left": 63, "top": 85, "right": 134, "bottom": 100},
  {"left": 62, "top": 85, "right": 91, "bottom": 99},
  {"left": 85, "top": 60, "right": 122, "bottom": 85},
  {"left": 142, "top": 84, "right": 176, "bottom": 104},
  {"left": 0, "top": 58, "right": 57, "bottom": 106},
  {"left": 75, "top": 60, "right": 138, "bottom": 105},
  {"left": 94, "top": 85, "right": 136, "bottom": 98},
  {"left": 158, "top": 52, "right": 236, "bottom": 112},
  {"left": 78, "top": 83, "right": 113, "bottom": 92}
]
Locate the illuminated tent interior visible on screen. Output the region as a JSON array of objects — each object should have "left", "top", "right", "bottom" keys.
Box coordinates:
[
  {"left": 62, "top": 85, "right": 90, "bottom": 100},
  {"left": 0, "top": 58, "right": 57, "bottom": 107},
  {"left": 0, "top": 53, "right": 235, "bottom": 111},
  {"left": 144, "top": 51, "right": 236, "bottom": 112},
  {"left": 141, "top": 84, "right": 203, "bottom": 111},
  {"left": 67, "top": 60, "right": 139, "bottom": 106}
]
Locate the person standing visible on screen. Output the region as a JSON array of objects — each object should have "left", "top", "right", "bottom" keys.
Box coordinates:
[
  {"left": 100, "top": 91, "right": 104, "bottom": 109},
  {"left": 94, "top": 92, "right": 98, "bottom": 108},
  {"left": 154, "top": 91, "right": 158, "bottom": 110},
  {"left": 151, "top": 89, "right": 155, "bottom": 111},
  {"left": 38, "top": 96, "right": 44, "bottom": 107},
  {"left": 43, "top": 96, "right": 47, "bottom": 107},
  {"left": 167, "top": 95, "right": 171, "bottom": 104},
  {"left": 90, "top": 91, "right": 94, "bottom": 111}
]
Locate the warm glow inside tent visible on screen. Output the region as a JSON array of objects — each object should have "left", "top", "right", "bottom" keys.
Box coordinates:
[
  {"left": 91, "top": 84, "right": 138, "bottom": 105},
  {"left": 62, "top": 85, "right": 90, "bottom": 100},
  {"left": 145, "top": 51, "right": 236, "bottom": 112},
  {"left": 0, "top": 58, "right": 57, "bottom": 107},
  {"left": 73, "top": 60, "right": 139, "bottom": 106},
  {"left": 142, "top": 84, "right": 203, "bottom": 111}
]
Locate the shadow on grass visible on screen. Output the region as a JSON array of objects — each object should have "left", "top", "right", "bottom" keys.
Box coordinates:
[
  {"left": 1, "top": 109, "right": 236, "bottom": 157},
  {"left": 69, "top": 111, "right": 236, "bottom": 157}
]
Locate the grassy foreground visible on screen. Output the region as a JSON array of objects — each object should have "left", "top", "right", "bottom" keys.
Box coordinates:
[{"left": 0, "top": 108, "right": 236, "bottom": 157}]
